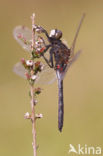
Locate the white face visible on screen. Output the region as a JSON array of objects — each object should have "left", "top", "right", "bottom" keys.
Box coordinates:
[
  {"left": 49, "top": 29, "right": 62, "bottom": 39},
  {"left": 49, "top": 29, "right": 56, "bottom": 37}
]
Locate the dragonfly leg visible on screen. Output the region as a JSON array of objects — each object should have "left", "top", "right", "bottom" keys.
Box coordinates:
[
  {"left": 41, "top": 44, "right": 54, "bottom": 68},
  {"left": 41, "top": 28, "right": 50, "bottom": 41},
  {"left": 43, "top": 44, "right": 51, "bottom": 53},
  {"left": 42, "top": 55, "right": 53, "bottom": 68},
  {"left": 49, "top": 49, "right": 54, "bottom": 68},
  {"left": 34, "top": 25, "right": 50, "bottom": 41}
]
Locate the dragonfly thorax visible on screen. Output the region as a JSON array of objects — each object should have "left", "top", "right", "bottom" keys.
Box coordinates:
[{"left": 50, "top": 42, "right": 70, "bottom": 72}]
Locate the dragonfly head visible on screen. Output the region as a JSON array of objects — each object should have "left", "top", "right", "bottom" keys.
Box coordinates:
[{"left": 49, "top": 29, "right": 62, "bottom": 40}]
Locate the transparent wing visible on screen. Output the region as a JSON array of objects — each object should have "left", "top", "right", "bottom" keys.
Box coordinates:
[
  {"left": 13, "top": 25, "right": 57, "bottom": 84},
  {"left": 61, "top": 50, "right": 82, "bottom": 80},
  {"left": 35, "top": 65, "right": 56, "bottom": 85},
  {"left": 60, "top": 14, "right": 85, "bottom": 80},
  {"left": 13, "top": 62, "right": 56, "bottom": 85},
  {"left": 62, "top": 38, "right": 69, "bottom": 48},
  {"left": 13, "top": 62, "right": 26, "bottom": 79},
  {"left": 70, "top": 14, "right": 85, "bottom": 57},
  {"left": 13, "top": 25, "right": 50, "bottom": 57},
  {"left": 13, "top": 25, "right": 33, "bottom": 52}
]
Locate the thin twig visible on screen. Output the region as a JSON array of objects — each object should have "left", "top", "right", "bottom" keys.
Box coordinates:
[{"left": 31, "top": 13, "right": 37, "bottom": 156}]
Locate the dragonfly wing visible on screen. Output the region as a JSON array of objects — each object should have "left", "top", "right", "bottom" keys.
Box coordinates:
[
  {"left": 13, "top": 26, "right": 33, "bottom": 52},
  {"left": 35, "top": 64, "right": 57, "bottom": 85},
  {"left": 13, "top": 62, "right": 26, "bottom": 79},
  {"left": 62, "top": 38, "right": 69, "bottom": 48},
  {"left": 70, "top": 14, "right": 85, "bottom": 57},
  {"left": 34, "top": 51, "right": 57, "bottom": 84},
  {"left": 61, "top": 50, "right": 82, "bottom": 80},
  {"left": 13, "top": 62, "right": 57, "bottom": 85}
]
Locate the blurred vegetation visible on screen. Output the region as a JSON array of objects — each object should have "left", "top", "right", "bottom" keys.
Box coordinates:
[{"left": 0, "top": 0, "right": 103, "bottom": 156}]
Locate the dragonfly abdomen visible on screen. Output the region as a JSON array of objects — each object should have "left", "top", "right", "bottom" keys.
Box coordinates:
[{"left": 58, "top": 78, "right": 64, "bottom": 132}]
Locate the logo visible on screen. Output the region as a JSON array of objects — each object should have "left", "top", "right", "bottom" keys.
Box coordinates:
[{"left": 68, "top": 144, "right": 102, "bottom": 155}]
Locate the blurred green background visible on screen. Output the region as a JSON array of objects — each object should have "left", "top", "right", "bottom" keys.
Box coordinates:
[{"left": 0, "top": 0, "right": 103, "bottom": 156}]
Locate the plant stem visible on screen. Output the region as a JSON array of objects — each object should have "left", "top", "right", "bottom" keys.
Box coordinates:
[
  {"left": 31, "top": 85, "right": 37, "bottom": 156},
  {"left": 31, "top": 13, "right": 35, "bottom": 50},
  {"left": 31, "top": 13, "right": 37, "bottom": 156}
]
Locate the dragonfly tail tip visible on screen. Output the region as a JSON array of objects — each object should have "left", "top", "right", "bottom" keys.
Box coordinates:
[{"left": 58, "top": 125, "right": 63, "bottom": 132}]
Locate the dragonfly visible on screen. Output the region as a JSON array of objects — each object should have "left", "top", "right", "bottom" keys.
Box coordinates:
[{"left": 13, "top": 14, "right": 85, "bottom": 132}]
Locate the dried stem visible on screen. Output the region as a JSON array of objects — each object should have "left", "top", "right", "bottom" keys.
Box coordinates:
[{"left": 30, "top": 13, "right": 37, "bottom": 156}]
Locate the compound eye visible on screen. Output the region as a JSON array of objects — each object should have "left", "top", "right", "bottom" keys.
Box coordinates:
[
  {"left": 49, "top": 29, "right": 56, "bottom": 37},
  {"left": 56, "top": 30, "right": 62, "bottom": 39}
]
